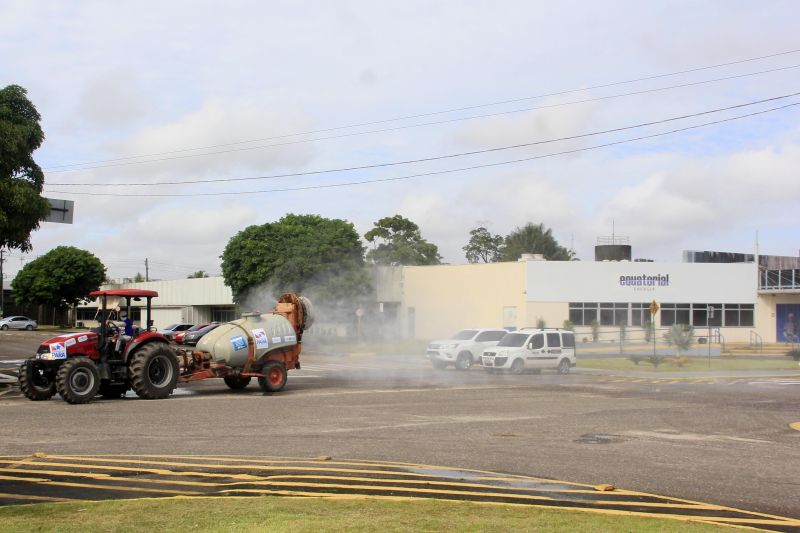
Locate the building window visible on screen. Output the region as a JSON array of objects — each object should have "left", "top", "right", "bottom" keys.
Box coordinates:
[
  {"left": 568, "top": 303, "right": 597, "bottom": 326},
  {"left": 631, "top": 303, "right": 654, "bottom": 326},
  {"left": 661, "top": 303, "right": 690, "bottom": 326},
  {"left": 723, "top": 304, "right": 754, "bottom": 327},
  {"left": 600, "top": 302, "right": 628, "bottom": 326}
]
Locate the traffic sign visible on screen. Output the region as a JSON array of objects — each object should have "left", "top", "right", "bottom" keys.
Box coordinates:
[{"left": 649, "top": 300, "right": 659, "bottom": 315}]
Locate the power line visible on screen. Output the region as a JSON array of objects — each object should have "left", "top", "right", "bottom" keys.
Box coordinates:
[
  {"left": 44, "top": 101, "right": 800, "bottom": 198},
  {"left": 42, "top": 49, "right": 800, "bottom": 172},
  {"left": 48, "top": 91, "right": 800, "bottom": 187}
]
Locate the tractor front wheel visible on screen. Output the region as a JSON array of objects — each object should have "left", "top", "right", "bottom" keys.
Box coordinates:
[
  {"left": 128, "top": 343, "right": 179, "bottom": 400},
  {"left": 56, "top": 357, "right": 100, "bottom": 404},
  {"left": 258, "top": 361, "right": 287, "bottom": 393},
  {"left": 224, "top": 374, "right": 251, "bottom": 390},
  {"left": 18, "top": 360, "right": 56, "bottom": 401}
]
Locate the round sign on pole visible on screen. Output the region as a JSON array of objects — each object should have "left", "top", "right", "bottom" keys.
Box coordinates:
[{"left": 355, "top": 308, "right": 364, "bottom": 318}]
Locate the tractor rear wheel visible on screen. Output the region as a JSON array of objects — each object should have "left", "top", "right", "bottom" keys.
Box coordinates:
[
  {"left": 18, "top": 360, "right": 56, "bottom": 401},
  {"left": 258, "top": 361, "right": 287, "bottom": 393},
  {"left": 128, "top": 343, "right": 179, "bottom": 400},
  {"left": 224, "top": 374, "right": 251, "bottom": 390},
  {"left": 56, "top": 357, "right": 100, "bottom": 404}
]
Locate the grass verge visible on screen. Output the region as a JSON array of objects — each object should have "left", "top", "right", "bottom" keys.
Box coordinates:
[
  {"left": 0, "top": 496, "right": 732, "bottom": 533},
  {"left": 578, "top": 356, "right": 800, "bottom": 372}
]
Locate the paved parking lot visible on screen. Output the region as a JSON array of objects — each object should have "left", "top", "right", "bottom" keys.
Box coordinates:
[{"left": 1, "top": 330, "right": 799, "bottom": 525}]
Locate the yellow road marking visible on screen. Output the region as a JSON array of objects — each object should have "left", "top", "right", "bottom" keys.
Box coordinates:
[
  {"left": 790, "top": 421, "right": 800, "bottom": 432},
  {"left": 11, "top": 477, "right": 203, "bottom": 496},
  {"left": 2, "top": 455, "right": 796, "bottom": 523},
  {"left": 0, "top": 491, "right": 78, "bottom": 503}
]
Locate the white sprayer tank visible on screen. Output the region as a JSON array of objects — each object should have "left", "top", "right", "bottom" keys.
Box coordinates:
[{"left": 195, "top": 312, "right": 298, "bottom": 368}]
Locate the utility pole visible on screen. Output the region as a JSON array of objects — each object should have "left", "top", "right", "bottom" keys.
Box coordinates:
[
  {"left": 145, "top": 258, "right": 149, "bottom": 282},
  {"left": 0, "top": 249, "right": 5, "bottom": 317}
]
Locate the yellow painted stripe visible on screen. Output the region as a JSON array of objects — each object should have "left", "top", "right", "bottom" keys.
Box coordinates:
[
  {"left": 3, "top": 455, "right": 793, "bottom": 521},
  {"left": 790, "top": 421, "right": 800, "bottom": 431},
  {"left": 0, "top": 491, "right": 79, "bottom": 503},
  {"left": 17, "top": 478, "right": 203, "bottom": 496},
  {"left": 28, "top": 454, "right": 599, "bottom": 488}
]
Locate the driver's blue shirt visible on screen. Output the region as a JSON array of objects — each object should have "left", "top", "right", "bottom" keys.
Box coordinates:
[{"left": 123, "top": 318, "right": 134, "bottom": 336}]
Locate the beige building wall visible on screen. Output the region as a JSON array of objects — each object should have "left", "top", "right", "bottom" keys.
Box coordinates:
[{"left": 401, "top": 262, "right": 526, "bottom": 339}]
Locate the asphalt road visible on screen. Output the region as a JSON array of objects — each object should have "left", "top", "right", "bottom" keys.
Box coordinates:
[{"left": 1, "top": 329, "right": 799, "bottom": 523}]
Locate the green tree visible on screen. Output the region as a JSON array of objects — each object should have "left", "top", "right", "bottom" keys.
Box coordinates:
[
  {"left": 0, "top": 85, "right": 50, "bottom": 252},
  {"left": 134, "top": 272, "right": 145, "bottom": 282},
  {"left": 187, "top": 270, "right": 209, "bottom": 279},
  {"left": 12, "top": 246, "right": 106, "bottom": 310},
  {"left": 463, "top": 226, "right": 503, "bottom": 263},
  {"left": 500, "top": 223, "right": 573, "bottom": 261},
  {"left": 364, "top": 215, "right": 441, "bottom": 265},
  {"left": 221, "top": 214, "right": 371, "bottom": 306}
]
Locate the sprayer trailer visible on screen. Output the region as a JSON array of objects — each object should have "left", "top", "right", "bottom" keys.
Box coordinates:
[{"left": 18, "top": 290, "right": 313, "bottom": 404}]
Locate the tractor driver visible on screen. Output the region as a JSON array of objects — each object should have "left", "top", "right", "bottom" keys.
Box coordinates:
[{"left": 115, "top": 311, "right": 134, "bottom": 353}]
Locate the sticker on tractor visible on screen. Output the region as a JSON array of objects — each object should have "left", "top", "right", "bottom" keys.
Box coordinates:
[
  {"left": 230, "top": 335, "right": 247, "bottom": 351},
  {"left": 65, "top": 338, "right": 77, "bottom": 347},
  {"left": 284, "top": 334, "right": 297, "bottom": 343},
  {"left": 49, "top": 342, "right": 67, "bottom": 359},
  {"left": 78, "top": 335, "right": 88, "bottom": 343},
  {"left": 252, "top": 328, "right": 268, "bottom": 349},
  {"left": 271, "top": 336, "right": 282, "bottom": 344}
]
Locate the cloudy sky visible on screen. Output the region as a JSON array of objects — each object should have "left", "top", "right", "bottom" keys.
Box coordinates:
[{"left": 2, "top": 0, "right": 799, "bottom": 281}]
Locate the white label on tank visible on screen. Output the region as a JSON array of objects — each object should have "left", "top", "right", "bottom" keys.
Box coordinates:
[
  {"left": 78, "top": 335, "right": 88, "bottom": 343},
  {"left": 252, "top": 328, "right": 268, "bottom": 349},
  {"left": 271, "top": 336, "right": 282, "bottom": 344},
  {"left": 284, "top": 334, "right": 296, "bottom": 343},
  {"left": 230, "top": 335, "right": 247, "bottom": 351},
  {"left": 65, "top": 338, "right": 77, "bottom": 347},
  {"left": 49, "top": 342, "right": 67, "bottom": 359}
]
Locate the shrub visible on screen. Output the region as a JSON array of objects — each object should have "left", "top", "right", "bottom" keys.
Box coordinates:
[
  {"left": 644, "top": 320, "right": 654, "bottom": 343},
  {"left": 663, "top": 324, "right": 694, "bottom": 356},
  {"left": 628, "top": 355, "right": 643, "bottom": 365},
  {"left": 649, "top": 354, "right": 665, "bottom": 368},
  {"left": 562, "top": 320, "right": 575, "bottom": 331},
  {"left": 787, "top": 350, "right": 800, "bottom": 361},
  {"left": 590, "top": 320, "right": 600, "bottom": 342},
  {"left": 536, "top": 317, "right": 546, "bottom": 329},
  {"left": 619, "top": 322, "right": 627, "bottom": 342}
]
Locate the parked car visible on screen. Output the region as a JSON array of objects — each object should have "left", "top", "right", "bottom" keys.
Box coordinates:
[
  {"left": 0, "top": 316, "right": 38, "bottom": 331},
  {"left": 426, "top": 328, "right": 509, "bottom": 370},
  {"left": 175, "top": 323, "right": 210, "bottom": 344},
  {"left": 181, "top": 323, "right": 220, "bottom": 346},
  {"left": 161, "top": 323, "right": 194, "bottom": 341},
  {"left": 481, "top": 328, "right": 576, "bottom": 374}
]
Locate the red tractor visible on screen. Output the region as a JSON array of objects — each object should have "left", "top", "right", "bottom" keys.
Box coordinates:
[{"left": 18, "top": 289, "right": 179, "bottom": 404}]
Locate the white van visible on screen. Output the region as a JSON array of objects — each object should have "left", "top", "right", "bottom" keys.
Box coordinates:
[
  {"left": 481, "top": 328, "right": 576, "bottom": 374},
  {"left": 426, "top": 328, "right": 509, "bottom": 370}
]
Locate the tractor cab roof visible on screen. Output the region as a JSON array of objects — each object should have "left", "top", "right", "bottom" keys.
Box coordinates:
[{"left": 90, "top": 289, "right": 159, "bottom": 298}]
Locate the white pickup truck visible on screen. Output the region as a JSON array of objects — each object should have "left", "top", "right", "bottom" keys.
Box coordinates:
[{"left": 426, "top": 328, "right": 508, "bottom": 370}]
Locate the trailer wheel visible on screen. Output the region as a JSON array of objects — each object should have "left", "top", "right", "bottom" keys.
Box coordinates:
[
  {"left": 258, "top": 361, "right": 287, "bottom": 393},
  {"left": 18, "top": 360, "right": 56, "bottom": 401},
  {"left": 99, "top": 382, "right": 129, "bottom": 399},
  {"left": 56, "top": 357, "right": 100, "bottom": 404},
  {"left": 224, "top": 374, "right": 251, "bottom": 390},
  {"left": 129, "top": 343, "right": 179, "bottom": 400}
]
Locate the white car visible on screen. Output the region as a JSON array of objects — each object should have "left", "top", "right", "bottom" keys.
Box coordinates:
[
  {"left": 482, "top": 328, "right": 576, "bottom": 374},
  {"left": 426, "top": 328, "right": 509, "bottom": 370}
]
